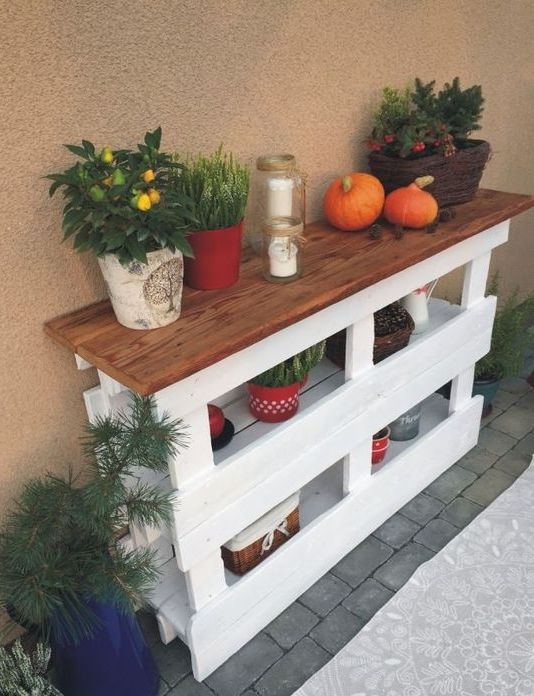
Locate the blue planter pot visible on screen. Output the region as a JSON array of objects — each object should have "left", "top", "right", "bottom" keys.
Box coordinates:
[
  {"left": 436, "top": 378, "right": 500, "bottom": 416},
  {"left": 473, "top": 378, "right": 501, "bottom": 415},
  {"left": 51, "top": 600, "right": 159, "bottom": 696}
]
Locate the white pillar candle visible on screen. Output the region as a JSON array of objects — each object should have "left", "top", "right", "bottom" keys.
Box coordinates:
[
  {"left": 268, "top": 237, "right": 298, "bottom": 278},
  {"left": 266, "top": 177, "right": 294, "bottom": 218}
]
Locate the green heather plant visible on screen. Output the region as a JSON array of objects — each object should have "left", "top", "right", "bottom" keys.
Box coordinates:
[
  {"left": 0, "top": 395, "right": 186, "bottom": 645},
  {"left": 369, "top": 77, "right": 484, "bottom": 158},
  {"left": 174, "top": 146, "right": 250, "bottom": 231},
  {"left": 0, "top": 640, "right": 62, "bottom": 696},
  {"left": 46, "top": 128, "right": 196, "bottom": 264},
  {"left": 475, "top": 274, "right": 534, "bottom": 381},
  {"left": 250, "top": 342, "right": 325, "bottom": 387}
]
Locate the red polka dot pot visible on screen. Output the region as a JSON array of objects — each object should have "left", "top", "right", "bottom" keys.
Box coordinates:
[
  {"left": 247, "top": 381, "right": 301, "bottom": 423},
  {"left": 372, "top": 427, "right": 391, "bottom": 465}
]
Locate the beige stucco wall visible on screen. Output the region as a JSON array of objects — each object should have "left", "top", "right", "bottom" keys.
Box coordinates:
[{"left": 1, "top": 0, "right": 533, "bottom": 519}]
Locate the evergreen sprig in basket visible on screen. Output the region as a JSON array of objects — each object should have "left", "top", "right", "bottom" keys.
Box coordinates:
[
  {"left": 367, "top": 78, "right": 490, "bottom": 207},
  {"left": 326, "top": 302, "right": 414, "bottom": 368}
]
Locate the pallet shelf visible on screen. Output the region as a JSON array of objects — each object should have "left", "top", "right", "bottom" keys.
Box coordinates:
[{"left": 44, "top": 190, "right": 534, "bottom": 680}]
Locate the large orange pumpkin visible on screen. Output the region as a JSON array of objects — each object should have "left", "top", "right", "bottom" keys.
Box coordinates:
[
  {"left": 383, "top": 176, "right": 439, "bottom": 229},
  {"left": 324, "top": 173, "right": 384, "bottom": 231}
]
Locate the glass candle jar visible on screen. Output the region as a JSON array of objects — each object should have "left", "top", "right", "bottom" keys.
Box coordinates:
[
  {"left": 248, "top": 154, "right": 305, "bottom": 254},
  {"left": 263, "top": 217, "right": 303, "bottom": 283}
]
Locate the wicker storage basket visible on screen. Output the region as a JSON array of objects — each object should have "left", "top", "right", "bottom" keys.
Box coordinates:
[
  {"left": 222, "top": 494, "right": 300, "bottom": 575},
  {"left": 369, "top": 139, "right": 490, "bottom": 208},
  {"left": 326, "top": 303, "right": 414, "bottom": 368}
]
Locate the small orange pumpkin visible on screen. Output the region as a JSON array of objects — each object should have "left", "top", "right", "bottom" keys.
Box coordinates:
[
  {"left": 383, "top": 176, "right": 439, "bottom": 229},
  {"left": 324, "top": 173, "right": 384, "bottom": 231}
]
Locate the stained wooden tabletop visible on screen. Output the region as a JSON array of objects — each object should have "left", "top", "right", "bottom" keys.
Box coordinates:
[{"left": 45, "top": 189, "right": 534, "bottom": 395}]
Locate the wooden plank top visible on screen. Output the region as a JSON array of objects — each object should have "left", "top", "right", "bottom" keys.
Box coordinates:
[{"left": 45, "top": 189, "right": 534, "bottom": 395}]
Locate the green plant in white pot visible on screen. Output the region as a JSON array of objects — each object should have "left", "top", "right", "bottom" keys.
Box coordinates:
[
  {"left": 173, "top": 146, "right": 250, "bottom": 290},
  {"left": 474, "top": 274, "right": 534, "bottom": 414},
  {"left": 47, "top": 128, "right": 196, "bottom": 329}
]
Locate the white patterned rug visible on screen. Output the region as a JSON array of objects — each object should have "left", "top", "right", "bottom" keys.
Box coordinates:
[{"left": 295, "top": 459, "right": 534, "bottom": 696}]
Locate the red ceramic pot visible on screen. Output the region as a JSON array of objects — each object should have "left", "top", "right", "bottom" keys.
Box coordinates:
[
  {"left": 372, "top": 427, "right": 390, "bottom": 465},
  {"left": 184, "top": 221, "right": 243, "bottom": 290},
  {"left": 248, "top": 382, "right": 301, "bottom": 423}
]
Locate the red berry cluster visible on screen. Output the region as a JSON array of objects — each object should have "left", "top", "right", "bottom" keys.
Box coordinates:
[{"left": 411, "top": 141, "right": 426, "bottom": 153}]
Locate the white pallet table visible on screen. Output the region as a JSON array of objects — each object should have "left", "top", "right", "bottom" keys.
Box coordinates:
[{"left": 44, "top": 189, "right": 534, "bottom": 680}]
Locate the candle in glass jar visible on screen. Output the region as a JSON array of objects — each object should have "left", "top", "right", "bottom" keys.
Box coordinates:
[
  {"left": 266, "top": 177, "right": 293, "bottom": 218},
  {"left": 268, "top": 236, "right": 298, "bottom": 278}
]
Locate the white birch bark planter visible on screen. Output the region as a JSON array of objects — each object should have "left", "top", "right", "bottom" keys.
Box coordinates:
[{"left": 98, "top": 249, "right": 184, "bottom": 330}]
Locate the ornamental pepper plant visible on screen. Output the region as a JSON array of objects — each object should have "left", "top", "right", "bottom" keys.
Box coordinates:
[
  {"left": 46, "top": 128, "right": 197, "bottom": 264},
  {"left": 367, "top": 77, "right": 484, "bottom": 159}
]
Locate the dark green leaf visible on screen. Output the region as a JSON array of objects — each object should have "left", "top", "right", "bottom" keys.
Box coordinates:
[
  {"left": 64, "top": 144, "right": 88, "bottom": 158},
  {"left": 82, "top": 140, "right": 95, "bottom": 157}
]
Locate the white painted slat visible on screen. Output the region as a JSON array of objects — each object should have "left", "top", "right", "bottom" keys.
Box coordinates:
[
  {"left": 343, "top": 313, "right": 374, "bottom": 493},
  {"left": 449, "top": 365, "right": 476, "bottom": 415},
  {"left": 172, "top": 315, "right": 493, "bottom": 570},
  {"left": 169, "top": 297, "right": 495, "bottom": 557},
  {"left": 184, "top": 551, "right": 228, "bottom": 612},
  {"left": 147, "top": 559, "right": 191, "bottom": 643},
  {"left": 461, "top": 252, "right": 492, "bottom": 310},
  {"left": 182, "top": 397, "right": 482, "bottom": 679},
  {"left": 75, "top": 354, "right": 92, "bottom": 370},
  {"left": 154, "top": 221, "right": 508, "bottom": 417},
  {"left": 154, "top": 400, "right": 216, "bottom": 490}
]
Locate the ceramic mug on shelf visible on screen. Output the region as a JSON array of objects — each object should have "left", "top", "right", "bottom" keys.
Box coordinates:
[{"left": 400, "top": 279, "right": 438, "bottom": 334}]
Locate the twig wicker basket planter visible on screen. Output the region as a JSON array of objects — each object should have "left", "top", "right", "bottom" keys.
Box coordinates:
[
  {"left": 222, "top": 494, "right": 300, "bottom": 575},
  {"left": 326, "top": 303, "right": 414, "bottom": 368},
  {"left": 369, "top": 139, "right": 491, "bottom": 208}
]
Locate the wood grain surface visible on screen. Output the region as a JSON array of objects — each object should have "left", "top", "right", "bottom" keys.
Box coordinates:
[{"left": 44, "top": 189, "right": 534, "bottom": 395}]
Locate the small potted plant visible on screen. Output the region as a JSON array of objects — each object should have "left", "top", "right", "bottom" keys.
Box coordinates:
[
  {"left": 367, "top": 77, "right": 490, "bottom": 207},
  {"left": 473, "top": 275, "right": 534, "bottom": 414},
  {"left": 0, "top": 395, "right": 186, "bottom": 696},
  {"left": 0, "top": 639, "right": 62, "bottom": 695},
  {"left": 174, "top": 146, "right": 250, "bottom": 290},
  {"left": 47, "top": 127, "right": 196, "bottom": 329},
  {"left": 248, "top": 342, "right": 325, "bottom": 422}
]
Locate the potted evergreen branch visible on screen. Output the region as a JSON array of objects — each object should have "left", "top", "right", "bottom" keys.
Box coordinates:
[
  {"left": 174, "top": 146, "right": 250, "bottom": 290},
  {"left": 47, "top": 127, "right": 196, "bottom": 329},
  {"left": 473, "top": 275, "right": 534, "bottom": 414},
  {"left": 0, "top": 640, "right": 62, "bottom": 695},
  {"left": 248, "top": 342, "right": 325, "bottom": 422},
  {"left": 367, "top": 77, "right": 489, "bottom": 207},
  {"left": 0, "top": 395, "right": 186, "bottom": 696}
]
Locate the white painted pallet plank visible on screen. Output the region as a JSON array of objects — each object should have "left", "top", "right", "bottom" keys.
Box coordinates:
[
  {"left": 184, "top": 398, "right": 482, "bottom": 679},
  {"left": 169, "top": 297, "right": 495, "bottom": 552},
  {"left": 449, "top": 365, "right": 476, "bottom": 415},
  {"left": 461, "top": 252, "right": 493, "bottom": 310},
  {"left": 184, "top": 551, "right": 228, "bottom": 612},
  {"left": 343, "top": 313, "right": 374, "bottom": 493},
  {"left": 153, "top": 400, "right": 216, "bottom": 490},
  {"left": 154, "top": 221, "right": 509, "bottom": 417},
  {"left": 172, "top": 322, "right": 492, "bottom": 570}
]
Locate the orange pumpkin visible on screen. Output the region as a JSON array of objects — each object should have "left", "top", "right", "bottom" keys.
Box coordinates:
[
  {"left": 383, "top": 176, "right": 439, "bottom": 229},
  {"left": 324, "top": 173, "right": 384, "bottom": 231}
]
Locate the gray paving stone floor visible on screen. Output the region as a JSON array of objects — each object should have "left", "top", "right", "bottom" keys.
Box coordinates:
[{"left": 143, "top": 374, "right": 534, "bottom": 696}]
